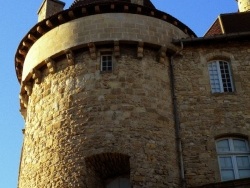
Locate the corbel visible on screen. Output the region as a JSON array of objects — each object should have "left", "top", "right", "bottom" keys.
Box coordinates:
[
  {"left": 16, "top": 57, "right": 23, "bottom": 64},
  {"left": 82, "top": 7, "right": 88, "bottom": 15},
  {"left": 158, "top": 46, "right": 167, "bottom": 64},
  {"left": 124, "top": 5, "right": 129, "bottom": 12},
  {"left": 95, "top": 5, "right": 100, "bottom": 13},
  {"left": 184, "top": 28, "right": 188, "bottom": 34},
  {"left": 37, "top": 26, "right": 45, "bottom": 35},
  {"left": 16, "top": 64, "right": 23, "bottom": 81},
  {"left": 114, "top": 41, "right": 120, "bottom": 58},
  {"left": 137, "top": 42, "right": 144, "bottom": 59},
  {"left": 22, "top": 41, "right": 32, "bottom": 48},
  {"left": 111, "top": 4, "right": 115, "bottom": 10},
  {"left": 88, "top": 43, "right": 97, "bottom": 60},
  {"left": 46, "top": 20, "right": 54, "bottom": 28},
  {"left": 19, "top": 49, "right": 27, "bottom": 56},
  {"left": 17, "top": 72, "right": 22, "bottom": 81},
  {"left": 28, "top": 34, "right": 37, "bottom": 42},
  {"left": 32, "top": 68, "right": 42, "bottom": 84},
  {"left": 150, "top": 11, "right": 155, "bottom": 16},
  {"left": 162, "top": 15, "right": 167, "bottom": 20},
  {"left": 68, "top": 10, "right": 76, "bottom": 19},
  {"left": 174, "top": 21, "right": 178, "bottom": 26},
  {"left": 46, "top": 58, "right": 56, "bottom": 73},
  {"left": 24, "top": 82, "right": 33, "bottom": 96},
  {"left": 19, "top": 94, "right": 29, "bottom": 108},
  {"left": 58, "top": 14, "right": 65, "bottom": 23},
  {"left": 65, "top": 50, "right": 75, "bottom": 65},
  {"left": 20, "top": 107, "right": 27, "bottom": 120},
  {"left": 137, "top": 7, "right": 142, "bottom": 13}
]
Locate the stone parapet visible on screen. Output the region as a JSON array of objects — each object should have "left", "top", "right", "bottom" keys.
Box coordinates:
[
  {"left": 21, "top": 13, "right": 188, "bottom": 82},
  {"left": 15, "top": 1, "right": 196, "bottom": 83}
]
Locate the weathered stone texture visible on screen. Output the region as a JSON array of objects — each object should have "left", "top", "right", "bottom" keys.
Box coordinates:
[
  {"left": 173, "top": 42, "right": 250, "bottom": 187},
  {"left": 22, "top": 13, "right": 187, "bottom": 81},
  {"left": 18, "top": 49, "right": 180, "bottom": 187}
]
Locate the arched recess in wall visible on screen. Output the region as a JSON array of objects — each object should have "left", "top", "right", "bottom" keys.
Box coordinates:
[
  {"left": 85, "top": 153, "right": 131, "bottom": 187},
  {"left": 204, "top": 51, "right": 235, "bottom": 63}
]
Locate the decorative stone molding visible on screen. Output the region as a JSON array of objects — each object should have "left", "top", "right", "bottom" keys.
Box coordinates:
[
  {"left": 20, "top": 108, "right": 27, "bottom": 120},
  {"left": 58, "top": 14, "right": 65, "bottom": 23},
  {"left": 37, "top": 26, "right": 45, "bottom": 35},
  {"left": 19, "top": 94, "right": 29, "bottom": 108},
  {"left": 24, "top": 82, "right": 33, "bottom": 96},
  {"left": 137, "top": 42, "right": 144, "bottom": 58},
  {"left": 22, "top": 41, "right": 32, "bottom": 48},
  {"left": 124, "top": 5, "right": 129, "bottom": 12},
  {"left": 15, "top": 2, "right": 196, "bottom": 83},
  {"left": 18, "top": 49, "right": 27, "bottom": 56},
  {"left": 46, "top": 58, "right": 56, "bottom": 73},
  {"left": 32, "top": 69, "right": 42, "bottom": 84},
  {"left": 65, "top": 50, "right": 75, "bottom": 65},
  {"left": 68, "top": 10, "right": 75, "bottom": 19},
  {"left": 81, "top": 7, "right": 88, "bottom": 15},
  {"left": 158, "top": 46, "right": 167, "bottom": 64},
  {"left": 88, "top": 43, "right": 97, "bottom": 60},
  {"left": 28, "top": 34, "right": 37, "bottom": 42},
  {"left": 46, "top": 20, "right": 54, "bottom": 28},
  {"left": 137, "top": 7, "right": 142, "bottom": 13},
  {"left": 95, "top": 5, "right": 100, "bottom": 13},
  {"left": 114, "top": 41, "right": 120, "bottom": 58}
]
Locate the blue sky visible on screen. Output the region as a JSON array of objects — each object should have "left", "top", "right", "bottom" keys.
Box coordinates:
[{"left": 0, "top": 0, "right": 237, "bottom": 187}]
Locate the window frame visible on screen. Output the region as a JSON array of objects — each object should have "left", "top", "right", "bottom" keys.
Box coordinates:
[
  {"left": 100, "top": 54, "right": 113, "bottom": 72},
  {"left": 208, "top": 60, "right": 234, "bottom": 93},
  {"left": 216, "top": 137, "right": 250, "bottom": 181}
]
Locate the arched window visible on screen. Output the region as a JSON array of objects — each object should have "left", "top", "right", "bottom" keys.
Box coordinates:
[
  {"left": 208, "top": 60, "right": 234, "bottom": 93},
  {"left": 216, "top": 138, "right": 250, "bottom": 181},
  {"left": 106, "top": 176, "right": 131, "bottom": 188}
]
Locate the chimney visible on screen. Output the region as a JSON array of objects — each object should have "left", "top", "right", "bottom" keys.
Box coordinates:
[
  {"left": 38, "top": 0, "right": 65, "bottom": 22},
  {"left": 236, "top": 0, "right": 250, "bottom": 12}
]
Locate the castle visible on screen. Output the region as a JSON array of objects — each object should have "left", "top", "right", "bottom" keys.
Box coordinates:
[{"left": 15, "top": 0, "right": 250, "bottom": 187}]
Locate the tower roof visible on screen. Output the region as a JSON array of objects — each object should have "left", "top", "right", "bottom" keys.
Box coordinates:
[{"left": 70, "top": 0, "right": 155, "bottom": 9}]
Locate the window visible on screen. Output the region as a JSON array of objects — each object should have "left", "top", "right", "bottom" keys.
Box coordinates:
[
  {"left": 101, "top": 55, "right": 113, "bottom": 71},
  {"left": 208, "top": 60, "right": 234, "bottom": 93},
  {"left": 216, "top": 138, "right": 250, "bottom": 181}
]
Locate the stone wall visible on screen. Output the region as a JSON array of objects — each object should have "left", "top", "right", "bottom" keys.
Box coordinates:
[
  {"left": 173, "top": 41, "right": 250, "bottom": 187},
  {"left": 22, "top": 13, "right": 187, "bottom": 82},
  {"left": 18, "top": 47, "right": 180, "bottom": 188}
]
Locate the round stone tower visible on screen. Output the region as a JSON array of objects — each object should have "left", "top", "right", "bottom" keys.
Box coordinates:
[
  {"left": 236, "top": 0, "right": 250, "bottom": 12},
  {"left": 15, "top": 0, "right": 195, "bottom": 187}
]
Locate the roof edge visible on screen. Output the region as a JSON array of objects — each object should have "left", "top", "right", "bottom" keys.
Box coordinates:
[{"left": 173, "top": 31, "right": 250, "bottom": 44}]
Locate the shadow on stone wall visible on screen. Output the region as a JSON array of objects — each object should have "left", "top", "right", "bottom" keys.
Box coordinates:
[{"left": 193, "top": 178, "right": 250, "bottom": 188}]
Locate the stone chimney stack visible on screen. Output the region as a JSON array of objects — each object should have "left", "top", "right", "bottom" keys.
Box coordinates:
[
  {"left": 38, "top": 0, "right": 65, "bottom": 22},
  {"left": 236, "top": 0, "right": 250, "bottom": 12}
]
